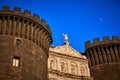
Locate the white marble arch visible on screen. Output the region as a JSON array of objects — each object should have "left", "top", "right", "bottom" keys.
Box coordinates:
[
  {"left": 70, "top": 61, "right": 78, "bottom": 75},
  {"left": 49, "top": 57, "right": 58, "bottom": 70},
  {"left": 60, "top": 59, "right": 68, "bottom": 73}
]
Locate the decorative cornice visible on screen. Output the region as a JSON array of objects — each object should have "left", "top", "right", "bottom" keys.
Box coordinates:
[
  {"left": 49, "top": 45, "right": 86, "bottom": 59},
  {"left": 48, "top": 69, "right": 92, "bottom": 79},
  {"left": 49, "top": 50, "right": 88, "bottom": 62}
]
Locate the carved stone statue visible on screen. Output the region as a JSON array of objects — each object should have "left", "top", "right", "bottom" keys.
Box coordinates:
[
  {"left": 71, "top": 64, "right": 77, "bottom": 74},
  {"left": 81, "top": 66, "right": 86, "bottom": 76},
  {"left": 61, "top": 62, "right": 66, "bottom": 72},
  {"left": 62, "top": 33, "right": 69, "bottom": 46},
  {"left": 50, "top": 60, "right": 55, "bottom": 70},
  {"left": 63, "top": 34, "right": 68, "bottom": 41}
]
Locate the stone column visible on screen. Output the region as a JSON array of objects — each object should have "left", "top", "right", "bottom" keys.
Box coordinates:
[
  {"left": 27, "top": 22, "right": 30, "bottom": 39},
  {"left": 13, "top": 17, "right": 16, "bottom": 36},
  {"left": 29, "top": 23, "right": 33, "bottom": 40},
  {"left": 34, "top": 25, "right": 37, "bottom": 43},
  {"left": 11, "top": 16, "right": 15, "bottom": 35},
  {"left": 32, "top": 25, "right": 36, "bottom": 42},
  {"left": 39, "top": 29, "right": 43, "bottom": 47},
  {"left": 42, "top": 30, "right": 47, "bottom": 51},
  {"left": 20, "top": 19, "right": 25, "bottom": 37},
  {"left": 3, "top": 16, "right": 6, "bottom": 35},
  {"left": 93, "top": 48, "right": 99, "bottom": 65},
  {"left": 43, "top": 32, "right": 48, "bottom": 52},
  {"left": 106, "top": 46, "right": 111, "bottom": 62},
  {"left": 89, "top": 49, "right": 95, "bottom": 66},
  {"left": 101, "top": 47, "right": 107, "bottom": 63},
  {"left": 0, "top": 18, "right": 1, "bottom": 34},
  {"left": 86, "top": 51, "right": 92, "bottom": 67},
  {"left": 6, "top": 16, "right": 10, "bottom": 35},
  {"left": 8, "top": 16, "right": 12, "bottom": 35},
  {"left": 18, "top": 19, "right": 21, "bottom": 37},
  {"left": 25, "top": 21, "right": 29, "bottom": 39},
  {"left": 97, "top": 47, "right": 103, "bottom": 64},
  {"left": 41, "top": 30, "right": 45, "bottom": 49},
  {"left": 114, "top": 45, "right": 119, "bottom": 61},
  {"left": 118, "top": 46, "right": 120, "bottom": 59},
  {"left": 16, "top": 17, "right": 20, "bottom": 36},
  {"left": 36, "top": 27, "right": 39, "bottom": 44},
  {"left": 110, "top": 46, "right": 116, "bottom": 62}
]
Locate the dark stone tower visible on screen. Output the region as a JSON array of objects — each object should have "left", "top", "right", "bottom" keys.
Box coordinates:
[
  {"left": 0, "top": 6, "right": 52, "bottom": 80},
  {"left": 85, "top": 36, "right": 120, "bottom": 80}
]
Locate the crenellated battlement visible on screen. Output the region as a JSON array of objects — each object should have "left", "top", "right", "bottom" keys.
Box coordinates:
[
  {"left": 0, "top": 6, "right": 51, "bottom": 35},
  {"left": 1, "top": 6, "right": 38, "bottom": 19},
  {"left": 0, "top": 6, "right": 53, "bottom": 53},
  {"left": 0, "top": 6, "right": 52, "bottom": 80},
  {"left": 85, "top": 36, "right": 120, "bottom": 49},
  {"left": 85, "top": 36, "right": 120, "bottom": 68}
]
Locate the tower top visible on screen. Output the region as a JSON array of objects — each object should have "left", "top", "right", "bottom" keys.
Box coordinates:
[{"left": 62, "top": 33, "right": 69, "bottom": 46}]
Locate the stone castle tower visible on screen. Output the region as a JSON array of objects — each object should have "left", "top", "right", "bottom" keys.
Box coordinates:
[
  {"left": 0, "top": 6, "right": 52, "bottom": 80},
  {"left": 85, "top": 36, "right": 120, "bottom": 80}
]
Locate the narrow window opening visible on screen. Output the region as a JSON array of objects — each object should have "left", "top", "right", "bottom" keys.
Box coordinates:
[{"left": 16, "top": 39, "right": 21, "bottom": 46}]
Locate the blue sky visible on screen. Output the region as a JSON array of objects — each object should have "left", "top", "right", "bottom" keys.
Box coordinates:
[{"left": 0, "top": 0, "right": 120, "bottom": 53}]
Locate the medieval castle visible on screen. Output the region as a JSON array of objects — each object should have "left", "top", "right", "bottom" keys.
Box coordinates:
[{"left": 0, "top": 6, "right": 120, "bottom": 80}]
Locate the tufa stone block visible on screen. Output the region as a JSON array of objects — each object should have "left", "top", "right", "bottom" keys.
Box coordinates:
[
  {"left": 93, "top": 38, "right": 99, "bottom": 44},
  {"left": 103, "top": 36, "right": 110, "bottom": 42},
  {"left": 14, "top": 7, "right": 21, "bottom": 13},
  {"left": 33, "top": 14, "right": 40, "bottom": 20},
  {"left": 85, "top": 41, "right": 91, "bottom": 48},
  {"left": 112, "top": 36, "right": 119, "bottom": 41},
  {"left": 41, "top": 19, "right": 47, "bottom": 27},
  {"left": 2, "top": 6, "right": 10, "bottom": 11},
  {"left": 24, "top": 10, "right": 31, "bottom": 16}
]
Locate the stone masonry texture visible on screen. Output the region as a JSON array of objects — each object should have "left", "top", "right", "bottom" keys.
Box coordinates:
[
  {"left": 85, "top": 36, "right": 120, "bottom": 80},
  {"left": 0, "top": 6, "right": 52, "bottom": 80}
]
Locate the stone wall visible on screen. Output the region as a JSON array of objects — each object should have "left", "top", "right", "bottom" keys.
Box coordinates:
[
  {"left": 0, "top": 6, "right": 52, "bottom": 80},
  {"left": 48, "top": 45, "right": 93, "bottom": 80},
  {"left": 85, "top": 36, "right": 120, "bottom": 80}
]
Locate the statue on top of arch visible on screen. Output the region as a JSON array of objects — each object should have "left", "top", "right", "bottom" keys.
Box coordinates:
[{"left": 62, "top": 33, "right": 69, "bottom": 46}]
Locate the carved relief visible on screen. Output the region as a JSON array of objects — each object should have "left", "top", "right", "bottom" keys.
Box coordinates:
[
  {"left": 80, "top": 64, "right": 87, "bottom": 76},
  {"left": 60, "top": 60, "right": 67, "bottom": 73},
  {"left": 48, "top": 34, "right": 92, "bottom": 79},
  {"left": 49, "top": 46, "right": 84, "bottom": 58},
  {"left": 70, "top": 62, "right": 78, "bottom": 75},
  {"left": 49, "top": 58, "right": 57, "bottom": 70}
]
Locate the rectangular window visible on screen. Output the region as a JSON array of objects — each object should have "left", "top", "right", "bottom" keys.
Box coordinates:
[{"left": 13, "top": 56, "right": 20, "bottom": 67}]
